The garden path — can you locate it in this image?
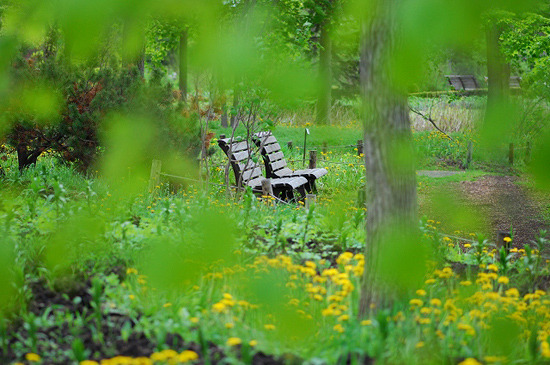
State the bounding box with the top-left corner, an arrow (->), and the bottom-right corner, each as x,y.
420,174 -> 550,246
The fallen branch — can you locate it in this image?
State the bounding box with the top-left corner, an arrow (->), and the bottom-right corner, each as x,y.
409,106 -> 453,141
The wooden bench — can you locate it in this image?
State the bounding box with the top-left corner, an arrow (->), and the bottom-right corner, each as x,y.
445,75 -> 481,91
484,76 -> 522,89
218,137 -> 308,201
252,131 -> 327,193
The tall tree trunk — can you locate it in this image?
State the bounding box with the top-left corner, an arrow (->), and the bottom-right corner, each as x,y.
486,18 -> 510,120
230,84 -> 241,128
179,29 -> 188,102
316,23 -> 332,125
137,45 -> 145,78
359,1 -> 417,316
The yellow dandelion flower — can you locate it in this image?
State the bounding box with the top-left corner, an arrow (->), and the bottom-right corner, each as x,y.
177,350 -> 199,362
458,358 -> 482,365
226,337 -> 242,346
338,314 -> 350,322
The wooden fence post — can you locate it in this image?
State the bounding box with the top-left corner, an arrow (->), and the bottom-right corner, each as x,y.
305,194 -> 316,210
261,179 -> 273,197
309,150 -> 317,169
357,140 -> 363,156
509,143 -> 514,165
466,141 -> 473,169
149,160 -> 162,193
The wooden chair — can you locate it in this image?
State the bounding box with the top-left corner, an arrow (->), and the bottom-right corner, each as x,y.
218,137 -> 308,201
252,131 -> 327,193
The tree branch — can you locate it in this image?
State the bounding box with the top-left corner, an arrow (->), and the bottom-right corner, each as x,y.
408,106 -> 453,140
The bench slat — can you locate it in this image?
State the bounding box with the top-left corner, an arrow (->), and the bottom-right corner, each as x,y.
232,150 -> 252,163
242,167 -> 262,182
267,151 -> 285,162
257,135 -> 278,145
271,160 -> 288,172
264,143 -> 282,154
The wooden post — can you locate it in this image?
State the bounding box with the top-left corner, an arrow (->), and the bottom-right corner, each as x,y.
261,179 -> 273,197
357,140 -> 363,156
466,141 -> 473,169
287,141 -> 293,150
309,150 -> 317,169
305,194 -> 316,210
525,141 -> 531,164
149,160 -> 162,193
221,110 -> 228,128
357,188 -> 366,208
509,143 -> 514,165
303,129 -> 309,167
497,230 -> 511,254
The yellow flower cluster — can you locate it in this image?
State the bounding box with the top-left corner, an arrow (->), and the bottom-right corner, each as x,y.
418,266 -> 550,359
80,349 -> 199,365
211,293 -> 255,313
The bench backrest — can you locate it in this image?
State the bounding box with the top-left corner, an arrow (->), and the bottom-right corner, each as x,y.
253,132 -> 289,177
484,76 -> 522,89
509,76 -> 521,89
218,138 -> 262,187
445,75 -> 480,91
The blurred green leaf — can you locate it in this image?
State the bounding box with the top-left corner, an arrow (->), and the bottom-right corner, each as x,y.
140,208 -> 236,292
377,225 -> 430,293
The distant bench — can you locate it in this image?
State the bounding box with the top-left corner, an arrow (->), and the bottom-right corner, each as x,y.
484,76 -> 522,89
445,75 -> 481,91
445,75 -> 522,91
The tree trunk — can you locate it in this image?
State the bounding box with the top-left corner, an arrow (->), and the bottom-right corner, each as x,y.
16,143 -> 45,171
486,19 -> 510,119
230,84 -> 241,128
316,23 -> 332,125
137,46 -> 145,78
179,29 -> 188,102
359,1 -> 417,316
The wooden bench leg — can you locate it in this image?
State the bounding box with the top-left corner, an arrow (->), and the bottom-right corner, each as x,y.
309,180 -> 317,194
296,186 -> 307,201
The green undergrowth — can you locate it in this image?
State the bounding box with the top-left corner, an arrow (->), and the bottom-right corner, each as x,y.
0,128 -> 549,364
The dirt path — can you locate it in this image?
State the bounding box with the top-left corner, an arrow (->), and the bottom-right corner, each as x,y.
420,175 -> 550,245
